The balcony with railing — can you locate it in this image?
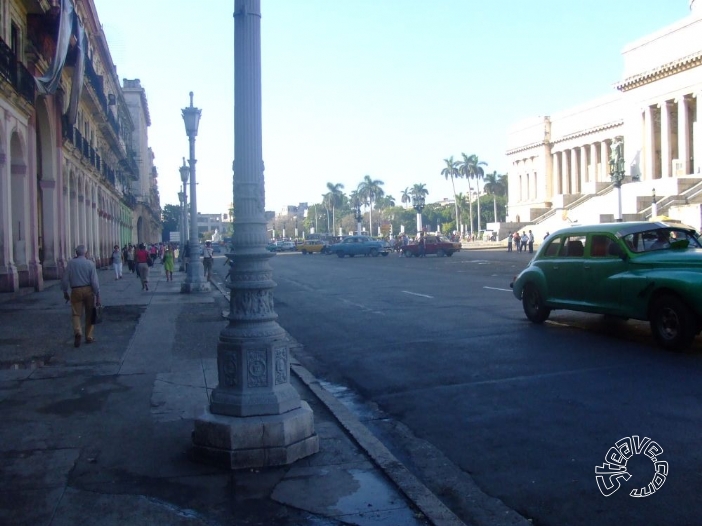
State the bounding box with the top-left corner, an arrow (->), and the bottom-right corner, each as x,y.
0,37 -> 35,104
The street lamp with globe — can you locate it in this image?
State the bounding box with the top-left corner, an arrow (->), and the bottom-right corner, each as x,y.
353,199 -> 363,235
181,92 -> 210,292
412,195 -> 426,233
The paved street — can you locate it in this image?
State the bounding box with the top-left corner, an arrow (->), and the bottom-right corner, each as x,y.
254,247 -> 702,526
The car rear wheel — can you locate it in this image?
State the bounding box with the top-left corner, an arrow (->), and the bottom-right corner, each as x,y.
437,249 -> 446,257
301,249 -> 308,255
522,283 -> 551,323
336,251 -> 345,258
650,294 -> 696,351
446,252 -> 454,257
381,252 -> 389,257
370,248 -> 379,257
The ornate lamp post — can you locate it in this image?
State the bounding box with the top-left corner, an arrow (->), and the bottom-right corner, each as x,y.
412,194 -> 426,233
353,199 -> 363,235
608,136 -> 626,222
191,0 -> 318,469
181,92 -> 210,292
651,188 -> 658,219
178,190 -> 186,271
178,158 -> 189,272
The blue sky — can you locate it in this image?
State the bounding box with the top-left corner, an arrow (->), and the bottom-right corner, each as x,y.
93,0 -> 690,215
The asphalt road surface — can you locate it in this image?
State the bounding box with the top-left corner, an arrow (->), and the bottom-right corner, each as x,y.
214,248 -> 702,526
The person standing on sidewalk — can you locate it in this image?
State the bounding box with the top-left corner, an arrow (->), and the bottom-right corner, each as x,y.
162,246 -> 175,282
202,241 -> 214,281
126,244 -> 135,273
135,243 -> 151,291
528,230 -> 535,254
112,245 -> 123,280
507,231 -> 513,252
61,245 -> 101,348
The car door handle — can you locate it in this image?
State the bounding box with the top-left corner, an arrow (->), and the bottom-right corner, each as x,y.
584,264 -> 591,270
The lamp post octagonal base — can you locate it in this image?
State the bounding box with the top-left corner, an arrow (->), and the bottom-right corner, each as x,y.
191,402 -> 319,469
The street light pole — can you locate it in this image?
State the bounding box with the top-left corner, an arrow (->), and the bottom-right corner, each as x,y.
192,0 -> 318,469
412,195 -> 425,233
354,199 -> 362,236
651,188 -> 658,218
178,158 -> 189,272
181,92 -> 210,292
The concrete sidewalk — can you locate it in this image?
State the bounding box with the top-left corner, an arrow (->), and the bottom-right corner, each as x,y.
0,261 -> 466,526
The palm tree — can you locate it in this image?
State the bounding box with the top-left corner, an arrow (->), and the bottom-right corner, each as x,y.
459,153 -> 488,236
483,171 -> 506,222
401,187 -> 411,209
357,175 -> 384,237
441,156 -> 461,233
376,195 -> 396,209
326,182 -> 345,236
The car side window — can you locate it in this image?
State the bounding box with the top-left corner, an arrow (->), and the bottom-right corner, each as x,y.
544,237 -> 563,257
560,236 -> 586,257
589,235 -> 614,258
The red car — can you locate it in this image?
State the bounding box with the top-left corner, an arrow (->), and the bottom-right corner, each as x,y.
402,235 -> 462,257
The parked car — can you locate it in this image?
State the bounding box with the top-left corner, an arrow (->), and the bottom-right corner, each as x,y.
296,240 -> 328,255
266,241 -> 296,252
328,235 -> 390,258
402,234 -> 461,257
511,221 -> 702,350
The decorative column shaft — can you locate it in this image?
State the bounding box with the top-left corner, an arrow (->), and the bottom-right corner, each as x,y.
678,96 -> 690,175
660,101 -> 672,178
191,0 -> 318,470
589,143 -> 598,183
644,105 -> 656,180
553,152 -> 561,194
570,148 -> 579,193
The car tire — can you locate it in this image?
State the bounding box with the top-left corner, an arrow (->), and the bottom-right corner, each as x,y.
301,249 -> 308,255
437,249 -> 446,257
381,252 -> 389,257
336,252 -> 345,258
370,248 -> 379,257
446,252 -> 454,257
649,294 -> 696,351
522,283 -> 551,323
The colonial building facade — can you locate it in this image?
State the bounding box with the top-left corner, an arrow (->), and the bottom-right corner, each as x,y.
506,1 -> 702,235
0,0 -> 160,293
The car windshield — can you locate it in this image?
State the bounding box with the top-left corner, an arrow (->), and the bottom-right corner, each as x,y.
621,227 -> 701,253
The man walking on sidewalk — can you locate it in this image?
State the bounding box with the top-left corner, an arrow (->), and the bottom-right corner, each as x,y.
61,245 -> 101,348
202,241 -> 214,281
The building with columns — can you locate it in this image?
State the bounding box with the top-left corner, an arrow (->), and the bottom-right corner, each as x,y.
0,0 -> 159,293
506,1 -> 702,235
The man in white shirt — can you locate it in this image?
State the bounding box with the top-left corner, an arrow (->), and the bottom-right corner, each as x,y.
202,241 -> 214,281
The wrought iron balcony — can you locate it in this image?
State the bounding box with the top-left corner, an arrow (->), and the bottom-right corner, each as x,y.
0,37 -> 35,104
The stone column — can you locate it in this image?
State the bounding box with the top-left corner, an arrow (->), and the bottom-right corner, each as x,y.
192,0 -> 318,469
579,146 -> 588,185
561,150 -> 569,193
553,152 -> 561,194
694,92 -> 702,174
644,105 -> 656,180
601,141 -> 610,182
570,148 -> 579,193
678,96 -> 691,175
660,101 -> 672,178
590,143 -> 598,182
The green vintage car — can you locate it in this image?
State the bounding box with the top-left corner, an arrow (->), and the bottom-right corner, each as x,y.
511,221 -> 702,350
